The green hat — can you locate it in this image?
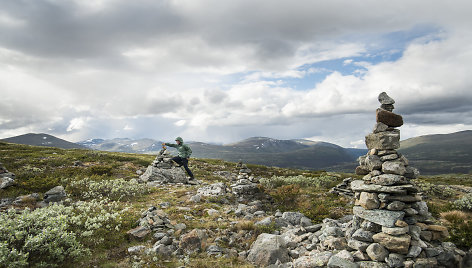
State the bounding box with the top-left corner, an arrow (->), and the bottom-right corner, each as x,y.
175,137 -> 183,143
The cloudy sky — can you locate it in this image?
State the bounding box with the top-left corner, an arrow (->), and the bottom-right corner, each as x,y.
1,0 -> 472,147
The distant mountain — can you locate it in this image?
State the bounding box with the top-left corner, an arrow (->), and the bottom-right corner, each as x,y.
1,133 -> 86,149
398,130 -> 472,174
77,138 -> 162,153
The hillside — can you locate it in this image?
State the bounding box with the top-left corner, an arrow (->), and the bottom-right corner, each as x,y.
398,130 -> 472,174
1,133 -> 86,149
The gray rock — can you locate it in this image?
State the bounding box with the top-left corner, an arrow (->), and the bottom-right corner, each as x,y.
44,186 -> 66,203
366,243 -> 389,261
324,226 -> 344,237
206,245 -> 223,256
386,253 -> 404,267
247,233 -> 290,267
293,252 -> 333,268
160,236 -> 172,246
365,155 -> 383,170
255,216 -> 274,226
407,245 -> 422,258
378,92 -> 395,105
373,122 -> 389,133
335,250 -> 354,262
382,161 -> 406,176
382,226 -> 409,236
412,201 -> 429,216
154,232 -> 166,240
197,182 -> 227,196
127,226 -> 150,240
353,206 -> 405,227
352,229 -> 374,242
231,183 -> 259,196
387,201 -> 406,211
365,131 -> 400,150
139,165 -> 188,184
305,224 -> 323,233
361,220 -> 382,233
327,255 -> 359,268
282,212 -> 311,226
0,176 -> 15,189
358,261 -> 389,268
380,153 -> 398,161
174,223 -> 187,230
348,239 -> 371,252
371,174 -> 407,186
189,194 -> 202,203
404,166 -> 420,179
128,245 -> 146,254
351,180 -> 413,194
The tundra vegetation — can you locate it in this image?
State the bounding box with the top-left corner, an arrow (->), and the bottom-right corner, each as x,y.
0,141 -> 471,267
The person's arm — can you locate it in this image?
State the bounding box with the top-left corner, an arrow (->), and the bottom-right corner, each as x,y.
163,142 -> 177,148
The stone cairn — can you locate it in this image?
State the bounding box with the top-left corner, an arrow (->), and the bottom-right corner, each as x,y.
230,162 -> 260,201
0,162 -> 16,189
138,147 -> 190,185
347,92 -> 462,267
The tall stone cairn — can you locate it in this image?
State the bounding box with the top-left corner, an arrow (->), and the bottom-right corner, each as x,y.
348,92 -> 464,267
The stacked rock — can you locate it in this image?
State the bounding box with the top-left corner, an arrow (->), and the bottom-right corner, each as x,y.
0,162 -> 16,189
139,147 -> 189,185
230,163 -> 260,200
348,92 -> 462,267
330,177 -> 355,198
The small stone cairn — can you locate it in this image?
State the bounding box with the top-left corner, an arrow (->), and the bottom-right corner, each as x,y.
138,147 -> 189,185
347,92 -> 463,267
0,162 -> 16,189
230,162 -> 260,200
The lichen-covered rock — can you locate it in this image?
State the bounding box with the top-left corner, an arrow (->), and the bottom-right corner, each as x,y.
365,131 -> 400,150
247,233 -> 290,267
139,165 -> 188,184
358,192 -> 380,210
197,182 -> 227,196
293,252 -> 332,268
372,233 -> 411,254
366,243 -> 388,261
376,109 -> 403,127
353,206 -> 405,227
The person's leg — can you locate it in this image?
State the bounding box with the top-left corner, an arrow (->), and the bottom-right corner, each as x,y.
182,158 -> 194,179
171,156 -> 183,167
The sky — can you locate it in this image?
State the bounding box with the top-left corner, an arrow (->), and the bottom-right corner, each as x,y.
1,0 -> 472,148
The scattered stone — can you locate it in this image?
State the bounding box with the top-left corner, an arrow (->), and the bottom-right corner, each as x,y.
293,252 -> 332,268
0,176 -> 15,189
128,245 -> 146,254
197,182 -> 227,196
179,229 -> 207,254
247,233 -> 290,267
127,226 -> 151,240
43,186 -> 66,203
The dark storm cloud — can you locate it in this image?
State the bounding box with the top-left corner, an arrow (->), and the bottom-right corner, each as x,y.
0,0 -> 187,58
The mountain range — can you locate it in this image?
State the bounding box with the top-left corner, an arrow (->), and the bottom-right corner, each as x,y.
2,130 -> 471,174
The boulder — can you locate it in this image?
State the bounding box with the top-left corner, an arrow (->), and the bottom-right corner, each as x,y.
376,109 -> 403,127
0,176 -> 15,189
179,229 -> 207,254
365,131 -> 400,150
282,212 -> 312,227
139,165 -> 188,184
247,233 -> 290,266
44,186 -> 66,203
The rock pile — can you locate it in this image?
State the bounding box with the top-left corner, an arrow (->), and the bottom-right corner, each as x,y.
345,92 -> 463,267
330,177 -> 355,198
230,163 -> 260,201
139,147 -> 190,185
0,162 -> 15,189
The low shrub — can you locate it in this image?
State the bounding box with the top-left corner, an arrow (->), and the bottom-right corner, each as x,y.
65,177 -> 149,201
453,193 -> 472,211
0,200 -> 127,267
260,174 -> 338,189
441,210 -> 472,248
416,182 -> 455,199
90,165 -> 113,176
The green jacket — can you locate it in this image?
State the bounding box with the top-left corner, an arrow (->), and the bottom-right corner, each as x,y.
165,140 -> 192,158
